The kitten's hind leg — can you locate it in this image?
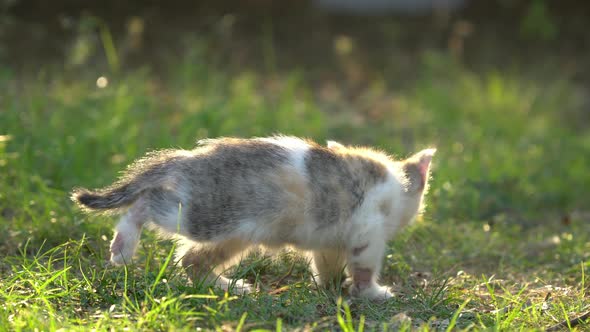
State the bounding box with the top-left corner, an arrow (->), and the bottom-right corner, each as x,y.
179,239 -> 253,295
311,248 -> 347,289
109,201 -> 148,265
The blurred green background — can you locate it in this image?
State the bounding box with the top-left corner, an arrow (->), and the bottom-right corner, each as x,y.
1,0 -> 589,330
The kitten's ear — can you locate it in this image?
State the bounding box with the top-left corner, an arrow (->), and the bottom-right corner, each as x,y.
327,140 -> 344,150
410,148 -> 436,179
403,148 -> 436,192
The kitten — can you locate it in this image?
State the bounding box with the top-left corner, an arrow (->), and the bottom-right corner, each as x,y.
71,136 -> 435,300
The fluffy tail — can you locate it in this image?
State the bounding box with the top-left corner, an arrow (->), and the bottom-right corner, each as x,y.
71,184 -> 140,212
71,149 -> 180,213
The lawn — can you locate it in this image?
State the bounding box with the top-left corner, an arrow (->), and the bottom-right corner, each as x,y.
1,3 -> 590,330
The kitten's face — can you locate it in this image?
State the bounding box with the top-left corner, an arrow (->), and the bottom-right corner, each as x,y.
399,148 -> 436,225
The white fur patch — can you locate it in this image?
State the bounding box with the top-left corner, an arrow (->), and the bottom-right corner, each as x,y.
258,136 -> 310,173
155,203 -> 189,236
110,214 -> 142,265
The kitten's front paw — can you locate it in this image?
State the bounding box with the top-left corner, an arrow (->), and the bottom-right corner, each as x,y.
351,283 -> 394,301
372,285 -> 394,300
230,279 -> 253,295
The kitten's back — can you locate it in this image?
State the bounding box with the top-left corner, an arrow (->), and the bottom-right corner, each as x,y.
180,137 -> 307,240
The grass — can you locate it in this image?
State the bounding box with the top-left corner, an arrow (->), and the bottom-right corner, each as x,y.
1,21 -> 590,330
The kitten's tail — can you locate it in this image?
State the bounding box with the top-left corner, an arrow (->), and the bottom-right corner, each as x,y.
71,149 -> 180,214
71,183 -> 140,213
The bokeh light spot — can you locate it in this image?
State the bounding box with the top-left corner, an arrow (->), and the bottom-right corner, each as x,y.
96,76 -> 109,88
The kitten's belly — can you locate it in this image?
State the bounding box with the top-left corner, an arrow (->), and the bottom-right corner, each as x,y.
236,215 -> 343,250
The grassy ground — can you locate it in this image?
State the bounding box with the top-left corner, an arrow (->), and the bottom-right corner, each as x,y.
2,6 -> 590,330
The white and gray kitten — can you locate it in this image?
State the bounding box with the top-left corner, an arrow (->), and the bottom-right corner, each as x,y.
72,136 -> 435,300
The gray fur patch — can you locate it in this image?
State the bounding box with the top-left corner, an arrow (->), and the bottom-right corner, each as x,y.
305,145 -> 388,226
180,139 -> 291,240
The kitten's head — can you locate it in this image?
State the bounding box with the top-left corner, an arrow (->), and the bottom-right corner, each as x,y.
399,148 -> 436,223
